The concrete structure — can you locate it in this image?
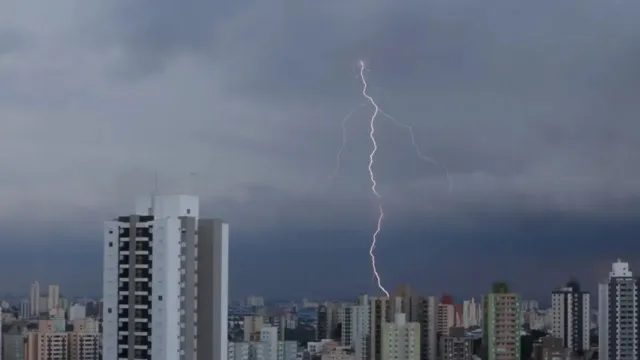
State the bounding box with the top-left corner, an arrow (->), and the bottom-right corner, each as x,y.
103,195 -> 229,360
3,323 -> 25,360
483,282 -> 522,360
437,303 -> 455,335
418,296 -> 438,360
244,315 -> 265,341
551,279 -> 590,353
68,304 -> 86,322
69,320 -> 100,360
370,296 -> 390,360
47,285 -> 60,311
26,320 -> 69,360
462,298 -> 480,328
532,336 -> 571,360
440,327 -> 473,360
20,300 -> 29,320
598,259 -> 639,360
30,282 -> 40,317
381,313 -> 420,360
228,342 -> 250,360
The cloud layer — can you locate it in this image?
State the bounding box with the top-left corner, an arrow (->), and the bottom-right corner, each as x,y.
1,0 -> 639,296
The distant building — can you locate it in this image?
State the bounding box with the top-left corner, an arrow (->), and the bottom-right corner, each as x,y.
532,336 -> 571,360
440,327 -> 473,360
3,323 -> 26,360
317,305 -> 329,340
68,304 -> 86,322
29,282 -> 40,317
551,279 -> 590,352
244,315 -> 265,342
437,303 -> 455,335
381,313 -> 420,360
47,285 -> 60,311
483,282 -> 522,360
20,300 -> 29,320
598,259 -> 639,360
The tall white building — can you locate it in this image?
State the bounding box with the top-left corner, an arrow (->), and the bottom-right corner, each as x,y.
20,300 -> 29,320
462,298 -> 480,328
381,313 -> 420,360
48,284 -> 60,310
437,303 -> 455,335
339,295 -> 370,360
103,195 -> 229,360
551,279 -> 590,353
599,259 -> 639,360
30,281 -> 40,316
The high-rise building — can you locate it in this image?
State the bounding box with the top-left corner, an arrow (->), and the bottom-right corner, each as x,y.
417,296 -> 438,360
598,259 -> 639,360
483,282 -> 522,360
317,305 -> 329,340
440,327 -> 473,360
68,304 -> 87,322
3,323 -> 26,360
370,296 -> 396,360
244,315 -> 265,341
462,298 -> 480,328
437,303 -> 455,335
30,281 -> 40,316
20,300 -> 30,320
532,336 -> 571,360
48,285 -> 60,310
381,313 -> 420,360
339,296 -> 370,360
102,195 -> 229,360
551,279 -> 590,353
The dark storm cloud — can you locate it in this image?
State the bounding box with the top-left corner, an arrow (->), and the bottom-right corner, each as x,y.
0,28 -> 29,56
1,0 -> 640,296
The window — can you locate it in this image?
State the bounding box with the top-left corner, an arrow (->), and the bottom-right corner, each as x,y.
109,242 -> 113,247
108,308 -> 112,313
159,295 -> 163,301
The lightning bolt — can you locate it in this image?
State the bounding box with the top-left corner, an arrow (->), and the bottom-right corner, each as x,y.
359,60 -> 390,298
326,104 -> 365,182
378,109 -> 453,193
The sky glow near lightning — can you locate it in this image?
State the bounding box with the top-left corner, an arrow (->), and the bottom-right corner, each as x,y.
326,60 -> 451,298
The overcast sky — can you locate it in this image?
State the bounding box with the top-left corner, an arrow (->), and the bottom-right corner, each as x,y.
1,0 -> 639,300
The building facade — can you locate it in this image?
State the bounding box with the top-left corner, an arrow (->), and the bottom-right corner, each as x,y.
483,282 -> 522,360
102,195 -> 229,360
551,279 -> 590,353
30,282 -> 40,317
598,259 -> 639,360
440,327 -> 473,360
381,313 -> 420,360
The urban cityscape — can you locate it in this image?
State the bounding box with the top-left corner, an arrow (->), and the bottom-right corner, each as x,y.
1,1 -> 639,360
0,194 -> 635,360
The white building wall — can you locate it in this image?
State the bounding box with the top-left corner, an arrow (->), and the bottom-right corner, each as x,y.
102,221 -> 120,360
69,304 -> 86,322
151,217 -> 181,360
217,222 -> 230,360
598,283 -> 609,360
260,327 -> 279,360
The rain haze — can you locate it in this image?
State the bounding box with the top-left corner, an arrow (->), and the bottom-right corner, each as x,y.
0,0 -> 639,300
